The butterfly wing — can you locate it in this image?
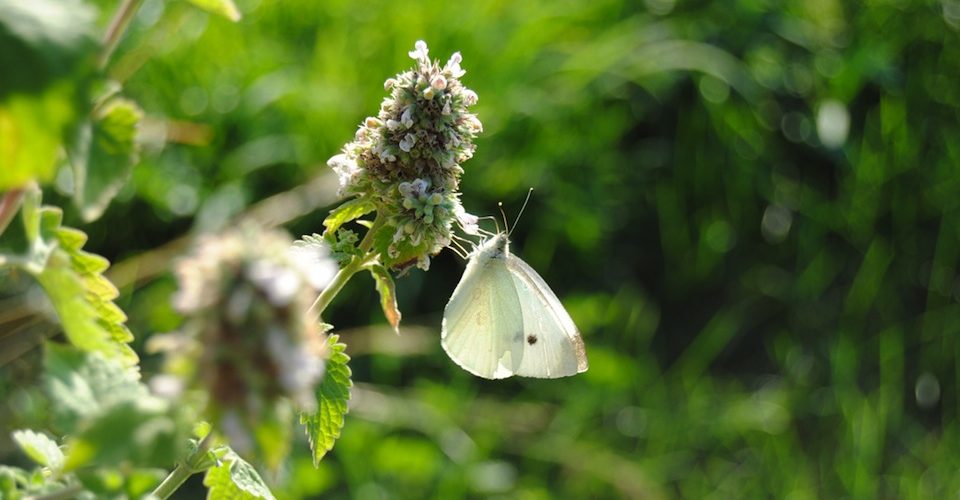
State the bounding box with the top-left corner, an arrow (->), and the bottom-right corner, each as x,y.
506,254 -> 588,378
441,247 -> 525,379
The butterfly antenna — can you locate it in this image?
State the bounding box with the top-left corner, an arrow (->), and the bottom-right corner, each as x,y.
498,202 -> 509,235
510,188 -> 534,236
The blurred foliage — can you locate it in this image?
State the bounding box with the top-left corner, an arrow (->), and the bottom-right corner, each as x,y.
3,0 -> 960,497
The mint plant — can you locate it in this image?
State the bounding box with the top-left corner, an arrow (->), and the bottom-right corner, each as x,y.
0,0 -> 481,495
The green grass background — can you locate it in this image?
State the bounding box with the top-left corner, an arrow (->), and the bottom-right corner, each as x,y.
9,0 -> 960,497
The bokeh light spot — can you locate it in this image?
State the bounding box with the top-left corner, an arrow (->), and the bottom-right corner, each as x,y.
915,372 -> 941,409
816,99 -> 850,149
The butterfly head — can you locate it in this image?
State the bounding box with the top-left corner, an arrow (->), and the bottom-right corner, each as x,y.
472,232 -> 510,261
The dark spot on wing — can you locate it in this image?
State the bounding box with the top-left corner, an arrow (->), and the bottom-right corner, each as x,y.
526,335 -> 538,345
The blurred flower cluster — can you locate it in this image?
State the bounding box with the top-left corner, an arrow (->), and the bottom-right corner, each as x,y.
327,40 -> 482,269
150,225 -> 336,461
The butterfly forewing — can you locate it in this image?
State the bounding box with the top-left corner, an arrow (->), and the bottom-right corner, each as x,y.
441,239 -> 524,379
506,254 -> 588,377
441,233 -> 587,379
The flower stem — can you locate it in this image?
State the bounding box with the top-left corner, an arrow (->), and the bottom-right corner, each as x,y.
0,189 -> 24,238
358,215 -> 383,253
99,0 -> 145,69
151,432 -> 215,499
308,253 -> 368,317
308,215 -> 383,317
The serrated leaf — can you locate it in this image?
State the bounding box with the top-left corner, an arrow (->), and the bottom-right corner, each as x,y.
184,0 -> 242,22
300,335 -> 351,466
11,430 -> 64,472
31,189 -> 136,363
34,248 -> 137,364
54,226 -> 86,250
67,97 -> 143,221
1,185 -> 135,363
367,264 -> 401,334
323,197 -> 376,235
203,449 -> 275,500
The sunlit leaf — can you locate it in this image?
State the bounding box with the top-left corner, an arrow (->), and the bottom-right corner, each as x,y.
367,264 -> 401,334
11,430 -> 64,472
0,186 -> 136,364
300,335 -> 351,466
0,0 -> 97,189
31,193 -> 132,361
184,0 -> 242,22
204,448 -> 275,500
323,197 -> 376,235
0,86 -> 79,189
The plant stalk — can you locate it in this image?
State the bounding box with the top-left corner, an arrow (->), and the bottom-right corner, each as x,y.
99,0 -> 145,69
308,215 -> 383,317
0,189 -> 25,238
308,254 -> 367,317
150,432 -> 215,499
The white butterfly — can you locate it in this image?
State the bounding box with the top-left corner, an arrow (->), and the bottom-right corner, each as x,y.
441,232 -> 588,379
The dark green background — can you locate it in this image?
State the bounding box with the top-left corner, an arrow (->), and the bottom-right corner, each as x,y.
15,0 -> 960,497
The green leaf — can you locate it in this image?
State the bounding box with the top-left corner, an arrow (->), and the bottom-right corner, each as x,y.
67,96 -> 144,222
125,468 -> 167,498
65,400 -> 184,470
184,0 -> 242,22
300,335 -> 352,466
44,343 -> 146,432
34,246 -> 137,365
0,0 -> 98,93
74,466 -> 167,497
0,186 -> 136,364
204,449 -> 275,500
43,344 -> 188,469
0,86 -> 79,189
323,197 -> 376,235
11,430 -> 64,472
0,465 -> 29,498
0,187 -> 54,269
367,264 -> 401,334
74,467 -> 124,495
0,0 -> 98,189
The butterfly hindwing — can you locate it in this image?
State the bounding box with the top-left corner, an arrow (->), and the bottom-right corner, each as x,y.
507,254 -> 588,378
441,233 -> 587,379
